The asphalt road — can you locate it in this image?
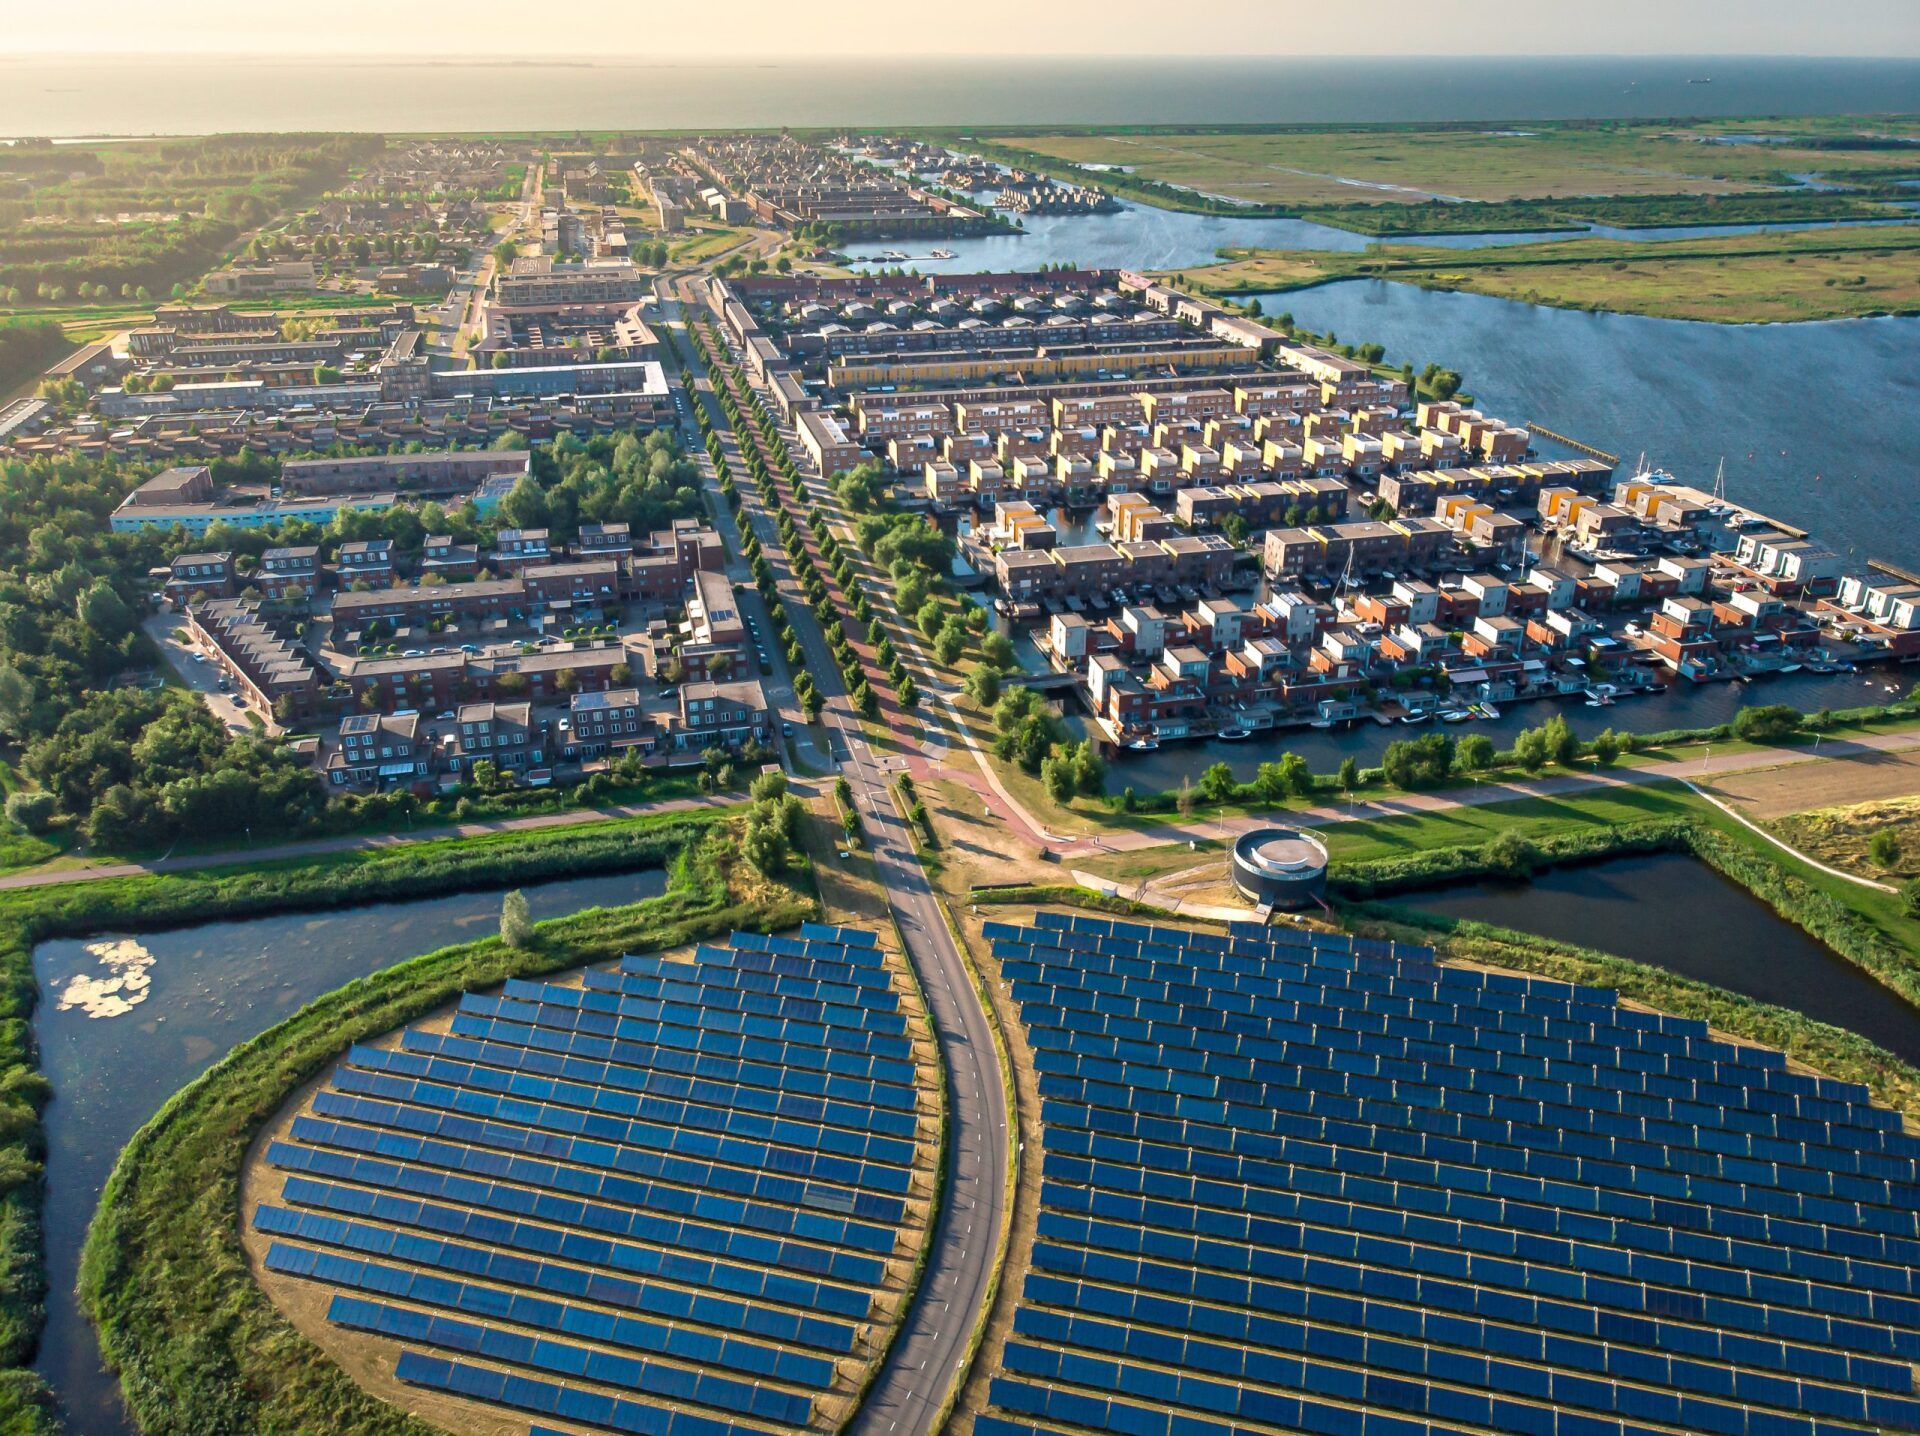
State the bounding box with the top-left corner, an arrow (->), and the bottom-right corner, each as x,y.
676,300 -> 1011,1434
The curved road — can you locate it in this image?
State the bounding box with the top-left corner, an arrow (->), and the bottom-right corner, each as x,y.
670,292 -> 1011,1434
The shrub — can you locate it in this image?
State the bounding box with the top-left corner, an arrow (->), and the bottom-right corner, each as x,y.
3,792 -> 54,835
1732,704 -> 1802,744
499,890 -> 533,948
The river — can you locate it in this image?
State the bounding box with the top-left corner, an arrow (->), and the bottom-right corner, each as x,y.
1385,851 -> 1920,1067
31,865 -> 670,1436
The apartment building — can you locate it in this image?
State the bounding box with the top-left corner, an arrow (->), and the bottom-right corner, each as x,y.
445,701 -> 541,774
667,679 -> 769,753
326,712 -> 426,789
256,546 -> 321,601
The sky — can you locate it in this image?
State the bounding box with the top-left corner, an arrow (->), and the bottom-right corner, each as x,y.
7,0 -> 1918,58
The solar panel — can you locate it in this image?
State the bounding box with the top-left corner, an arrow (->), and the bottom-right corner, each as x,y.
981,917 -> 1920,1436
263,928 -> 921,1435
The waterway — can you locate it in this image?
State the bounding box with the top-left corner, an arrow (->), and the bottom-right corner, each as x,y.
1068,666 -> 1906,791
1242,283 -> 1920,572
1385,851 -> 1920,1067
846,197 -> 1920,277
32,865 -> 670,1436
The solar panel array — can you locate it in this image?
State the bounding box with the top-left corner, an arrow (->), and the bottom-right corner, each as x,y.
977,911 -> 1920,1436
249,923 -> 931,1436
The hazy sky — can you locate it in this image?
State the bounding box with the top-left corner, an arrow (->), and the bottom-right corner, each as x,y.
9,0 -> 1919,58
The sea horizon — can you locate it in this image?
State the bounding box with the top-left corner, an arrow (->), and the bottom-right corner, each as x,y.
2,53 -> 1915,137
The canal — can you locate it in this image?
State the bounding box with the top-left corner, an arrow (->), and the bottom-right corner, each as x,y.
32,866 -> 671,1436
1383,850 -> 1920,1067
1072,665 -> 1906,790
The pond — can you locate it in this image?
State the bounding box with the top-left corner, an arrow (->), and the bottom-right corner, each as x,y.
32,865 -> 671,1436
1384,851 -> 1920,1067
1241,281 -> 1920,572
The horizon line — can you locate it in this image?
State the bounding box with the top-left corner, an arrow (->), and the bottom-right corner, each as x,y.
2,50 -> 1915,63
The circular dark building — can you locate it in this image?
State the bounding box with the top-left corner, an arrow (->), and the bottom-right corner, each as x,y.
1231,826 -> 1329,909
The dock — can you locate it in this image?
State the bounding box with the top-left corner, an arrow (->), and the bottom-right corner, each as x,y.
1528,422 -> 1619,465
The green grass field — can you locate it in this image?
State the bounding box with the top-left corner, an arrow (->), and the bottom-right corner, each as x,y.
1001,121 -> 1920,209
1183,224 -> 1920,323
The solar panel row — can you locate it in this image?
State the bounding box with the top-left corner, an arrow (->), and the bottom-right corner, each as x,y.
256,928 -> 917,1436
979,914 -> 1920,1436
270,1120 -> 895,1268
393,1027 -> 920,1141
259,1186 -> 868,1334
266,1240 -> 836,1386
443,1008 -> 918,1112
1038,1180 -> 1907,1392
459,991 -> 919,1090
328,1058 -> 918,1185
396,1350 -> 762,1436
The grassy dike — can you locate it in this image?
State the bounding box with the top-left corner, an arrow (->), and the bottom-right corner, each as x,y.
0,808 -> 740,1434
77,815 -> 814,1436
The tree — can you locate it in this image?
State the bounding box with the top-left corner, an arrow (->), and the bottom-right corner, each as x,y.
1512,727 -> 1550,773
500,890 -> 534,948
916,597 -> 946,641
1486,829 -> 1541,877
1456,733 -> 1496,772
934,615 -> 968,666
1068,741 -> 1105,796
1869,829 -> 1901,869
1199,761 -> 1238,805
897,674 -> 920,707
1042,750 -> 1075,802
963,663 -> 1002,707
749,770 -> 788,803
1903,878 -> 1920,919
978,631 -> 1015,670
1589,729 -> 1621,766
1337,756 -> 1360,794
498,474 -> 550,530
1381,733 -> 1455,789
4,790 -> 55,834
1731,704 -> 1802,744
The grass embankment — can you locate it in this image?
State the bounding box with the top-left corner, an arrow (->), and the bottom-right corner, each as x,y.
78,817 -> 810,1436
1177,224 -> 1920,323
0,807 -> 735,1433
1771,796 -> 1920,882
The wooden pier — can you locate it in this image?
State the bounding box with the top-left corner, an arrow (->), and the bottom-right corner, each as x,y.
1528,422 -> 1619,465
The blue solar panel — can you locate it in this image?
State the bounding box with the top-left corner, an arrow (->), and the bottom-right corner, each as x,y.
980,917 -> 1920,1436
265,928 -> 921,1436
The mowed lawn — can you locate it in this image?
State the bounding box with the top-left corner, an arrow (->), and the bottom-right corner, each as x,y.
1012,126 -> 1920,206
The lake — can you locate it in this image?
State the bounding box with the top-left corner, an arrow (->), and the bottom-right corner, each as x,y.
1385,851 -> 1920,1067
847,199 -> 1920,277
1246,282 -> 1920,572
7,56 -> 1918,137
32,865 -> 670,1436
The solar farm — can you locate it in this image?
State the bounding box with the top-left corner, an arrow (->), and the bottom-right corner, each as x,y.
975,911 -> 1920,1436
243,923 -> 939,1436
